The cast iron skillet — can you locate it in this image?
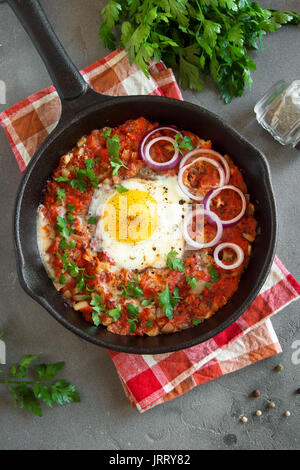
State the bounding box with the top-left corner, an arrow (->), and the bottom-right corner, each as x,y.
7,0 -> 277,354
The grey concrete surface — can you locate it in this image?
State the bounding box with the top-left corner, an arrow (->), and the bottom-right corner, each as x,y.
0,0 -> 299,450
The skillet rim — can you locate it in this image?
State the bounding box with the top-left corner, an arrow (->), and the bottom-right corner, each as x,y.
13,95 -> 278,354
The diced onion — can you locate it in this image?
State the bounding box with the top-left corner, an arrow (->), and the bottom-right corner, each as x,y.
178,157 -> 225,201
179,148 -> 231,184
183,207 -> 223,249
214,243 -> 244,270
203,185 -> 247,226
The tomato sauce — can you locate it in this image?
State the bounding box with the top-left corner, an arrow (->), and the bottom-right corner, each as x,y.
37,117 -> 257,336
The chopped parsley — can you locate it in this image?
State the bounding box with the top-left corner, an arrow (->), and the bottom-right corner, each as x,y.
174,133 -> 195,156
126,303 -> 139,333
66,212 -> 76,225
166,249 -> 184,272
59,239 -> 68,251
204,282 -> 212,290
54,176 -> 69,183
106,134 -> 128,175
209,265 -> 219,283
107,305 -> 122,321
158,282 -> 182,320
90,294 -> 106,320
70,167 -> 99,191
110,156 -> 128,175
107,134 -> 120,157
193,319 -> 203,326
56,188 -> 66,204
55,216 -> 70,239
67,204 -> 75,212
101,128 -> 111,138
146,320 -> 153,328
59,274 -> 66,285
116,184 -> 129,193
120,278 -> 143,299
186,276 -> 198,289
85,158 -> 95,169
88,216 -> 97,225
141,297 -> 154,307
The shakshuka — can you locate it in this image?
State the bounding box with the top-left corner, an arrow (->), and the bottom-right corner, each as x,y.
37,117 -> 257,336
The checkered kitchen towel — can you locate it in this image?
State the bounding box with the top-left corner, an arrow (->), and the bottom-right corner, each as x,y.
1,48 -> 300,412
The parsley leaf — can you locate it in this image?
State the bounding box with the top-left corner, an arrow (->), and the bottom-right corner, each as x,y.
209,265 -> 219,282
107,134 -> 120,157
166,249 -> 184,272
0,350 -> 80,417
110,157 -> 128,175
158,281 -> 182,320
126,303 -> 139,332
88,216 -> 97,225
120,278 -> 143,298
107,305 -> 122,321
116,185 -> 129,193
55,216 -> 70,239
186,276 -> 198,289
174,133 -> 195,155
54,176 -> 69,183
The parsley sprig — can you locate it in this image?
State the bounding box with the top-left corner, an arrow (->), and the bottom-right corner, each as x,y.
174,133 -> 194,156
0,346 -> 80,417
99,1 -> 300,103
119,277 -> 143,299
126,303 -> 139,332
158,282 -> 182,320
166,249 -> 184,272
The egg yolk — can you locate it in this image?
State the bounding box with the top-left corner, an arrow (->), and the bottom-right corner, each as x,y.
102,189 -> 159,243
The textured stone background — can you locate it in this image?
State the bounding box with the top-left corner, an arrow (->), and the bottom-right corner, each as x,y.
0,0 -> 299,450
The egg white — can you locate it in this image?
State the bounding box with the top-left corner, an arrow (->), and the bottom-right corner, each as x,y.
89,176 -> 190,270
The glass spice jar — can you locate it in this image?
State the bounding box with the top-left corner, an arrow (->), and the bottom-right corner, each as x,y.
254,80 -> 300,149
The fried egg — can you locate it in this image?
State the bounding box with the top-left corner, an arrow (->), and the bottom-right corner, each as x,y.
89,177 -> 190,270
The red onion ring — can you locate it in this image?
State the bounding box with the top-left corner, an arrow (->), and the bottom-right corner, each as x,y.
139,126 -> 182,163
203,185 -> 247,227
178,157 -> 225,201
143,136 -> 180,170
183,207 -> 223,249
179,148 -> 231,184
214,243 -> 244,270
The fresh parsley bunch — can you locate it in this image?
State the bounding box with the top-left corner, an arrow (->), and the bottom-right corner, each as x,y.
0,345 -> 80,417
99,0 -> 300,102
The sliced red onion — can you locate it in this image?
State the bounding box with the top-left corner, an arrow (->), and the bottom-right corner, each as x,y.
183,207 -> 223,249
214,243 -> 244,270
139,126 -> 182,162
180,148 -> 231,184
178,157 -> 225,201
143,136 -> 180,170
203,185 -> 247,227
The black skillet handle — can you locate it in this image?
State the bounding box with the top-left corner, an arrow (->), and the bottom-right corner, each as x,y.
6,0 -> 109,111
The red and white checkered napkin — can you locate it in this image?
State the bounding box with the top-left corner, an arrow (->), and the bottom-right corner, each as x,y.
1,48 -> 299,412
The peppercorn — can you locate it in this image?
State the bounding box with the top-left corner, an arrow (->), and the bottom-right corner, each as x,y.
268,402 -> 276,409
252,389 -> 261,398
284,411 -> 291,417
255,410 -> 262,417
275,364 -> 284,372
296,388 -> 300,395
241,416 -> 248,423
